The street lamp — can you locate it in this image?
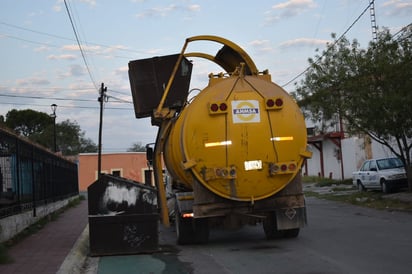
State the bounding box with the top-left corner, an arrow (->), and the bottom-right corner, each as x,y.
50,104 -> 57,152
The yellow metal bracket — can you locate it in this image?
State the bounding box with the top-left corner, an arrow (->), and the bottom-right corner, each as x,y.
154,35 -> 259,120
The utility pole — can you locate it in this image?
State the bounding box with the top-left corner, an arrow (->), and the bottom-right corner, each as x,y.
50,104 -> 58,152
369,0 -> 378,42
98,83 -> 107,179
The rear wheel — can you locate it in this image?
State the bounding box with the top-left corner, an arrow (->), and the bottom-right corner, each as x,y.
284,228 -> 300,238
194,218 -> 209,244
175,203 -> 195,245
263,213 -> 285,239
175,214 -> 195,245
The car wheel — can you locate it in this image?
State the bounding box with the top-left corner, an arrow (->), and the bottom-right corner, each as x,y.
381,179 -> 391,194
357,181 -> 365,192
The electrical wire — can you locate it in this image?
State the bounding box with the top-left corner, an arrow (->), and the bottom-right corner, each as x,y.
0,93 -> 96,102
107,95 -> 133,104
0,101 -> 132,110
0,21 -> 146,55
281,0 -> 374,88
63,0 -> 97,90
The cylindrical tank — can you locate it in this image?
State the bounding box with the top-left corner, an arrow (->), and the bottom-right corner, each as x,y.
164,70 -> 310,202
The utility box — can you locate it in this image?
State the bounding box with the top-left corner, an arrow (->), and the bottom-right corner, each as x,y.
87,174 -> 159,256
128,54 -> 193,118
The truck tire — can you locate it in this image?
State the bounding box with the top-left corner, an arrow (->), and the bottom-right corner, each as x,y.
194,218 -> 209,244
175,203 -> 195,245
263,213 -> 284,239
175,214 -> 195,245
284,228 -> 300,238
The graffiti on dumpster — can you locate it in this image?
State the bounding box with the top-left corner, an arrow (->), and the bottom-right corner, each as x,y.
123,224 -> 150,248
99,181 -> 157,215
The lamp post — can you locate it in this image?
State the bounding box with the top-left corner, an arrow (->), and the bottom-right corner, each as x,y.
50,104 -> 57,152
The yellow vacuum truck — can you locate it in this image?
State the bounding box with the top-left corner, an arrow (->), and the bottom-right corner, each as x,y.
128,35 -> 312,244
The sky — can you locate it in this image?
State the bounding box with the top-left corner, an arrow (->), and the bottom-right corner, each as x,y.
0,0 -> 411,152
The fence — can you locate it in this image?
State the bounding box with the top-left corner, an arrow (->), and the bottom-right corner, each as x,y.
0,127 -> 79,218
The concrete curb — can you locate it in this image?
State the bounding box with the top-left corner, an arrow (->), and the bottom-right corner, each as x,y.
57,224 -> 96,274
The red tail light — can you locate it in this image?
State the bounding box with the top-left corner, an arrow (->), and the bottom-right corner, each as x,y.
275,98 -> 283,107
219,103 -> 228,111
210,103 -> 219,112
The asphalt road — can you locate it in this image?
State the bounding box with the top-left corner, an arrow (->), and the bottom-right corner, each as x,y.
96,197 -> 412,274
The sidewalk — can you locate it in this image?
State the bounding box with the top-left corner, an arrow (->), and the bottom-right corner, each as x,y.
0,199 -> 88,274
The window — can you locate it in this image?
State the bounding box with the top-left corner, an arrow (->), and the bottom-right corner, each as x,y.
95,170 -> 108,180
111,168 -> 123,177
360,161 -> 370,171
369,160 -> 377,171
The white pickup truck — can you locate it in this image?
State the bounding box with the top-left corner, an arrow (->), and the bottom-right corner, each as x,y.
352,157 -> 408,193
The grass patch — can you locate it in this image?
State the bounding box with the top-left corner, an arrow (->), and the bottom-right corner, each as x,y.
0,196 -> 83,265
305,190 -> 412,212
302,176 -> 352,187
0,244 -> 13,264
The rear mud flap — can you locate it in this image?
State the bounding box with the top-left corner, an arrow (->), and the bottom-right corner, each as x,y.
276,207 -> 307,230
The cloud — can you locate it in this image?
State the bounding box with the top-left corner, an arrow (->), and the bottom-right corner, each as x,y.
61,44 -> 131,58
48,54 -> 77,60
53,0 -> 63,12
381,0 -> 412,16
62,44 -> 101,52
59,64 -> 86,78
102,45 -> 129,55
53,0 -> 95,12
279,38 -> 329,49
114,66 -> 128,75
34,46 -> 52,52
249,40 -> 273,53
16,77 -> 51,87
69,64 -> 87,77
264,0 -> 316,25
136,3 -> 200,18
188,4 -> 201,12
79,0 -> 96,6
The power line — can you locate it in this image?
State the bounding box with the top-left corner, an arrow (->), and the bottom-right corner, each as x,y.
107,95 -> 133,104
0,101 -> 133,110
0,93 -> 96,102
281,1 -> 374,88
108,89 -> 131,96
63,0 -> 97,90
0,32 -> 137,59
0,21 -> 147,55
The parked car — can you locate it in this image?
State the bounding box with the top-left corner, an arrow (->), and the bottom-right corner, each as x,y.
352,157 -> 408,193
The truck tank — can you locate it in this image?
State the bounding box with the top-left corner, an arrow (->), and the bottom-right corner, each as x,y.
164,68 -> 309,202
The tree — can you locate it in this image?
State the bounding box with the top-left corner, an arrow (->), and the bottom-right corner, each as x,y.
5,109 -> 53,137
295,28 -> 412,191
127,142 -> 146,152
54,120 -> 97,155
3,109 -> 97,155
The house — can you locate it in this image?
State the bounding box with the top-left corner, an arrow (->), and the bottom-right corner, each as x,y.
78,152 -> 153,192
305,127 -> 402,180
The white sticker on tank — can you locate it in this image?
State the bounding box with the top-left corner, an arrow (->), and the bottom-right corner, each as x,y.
232,100 -> 260,123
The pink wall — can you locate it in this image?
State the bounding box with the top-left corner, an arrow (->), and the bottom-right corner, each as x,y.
78,152 -> 149,191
